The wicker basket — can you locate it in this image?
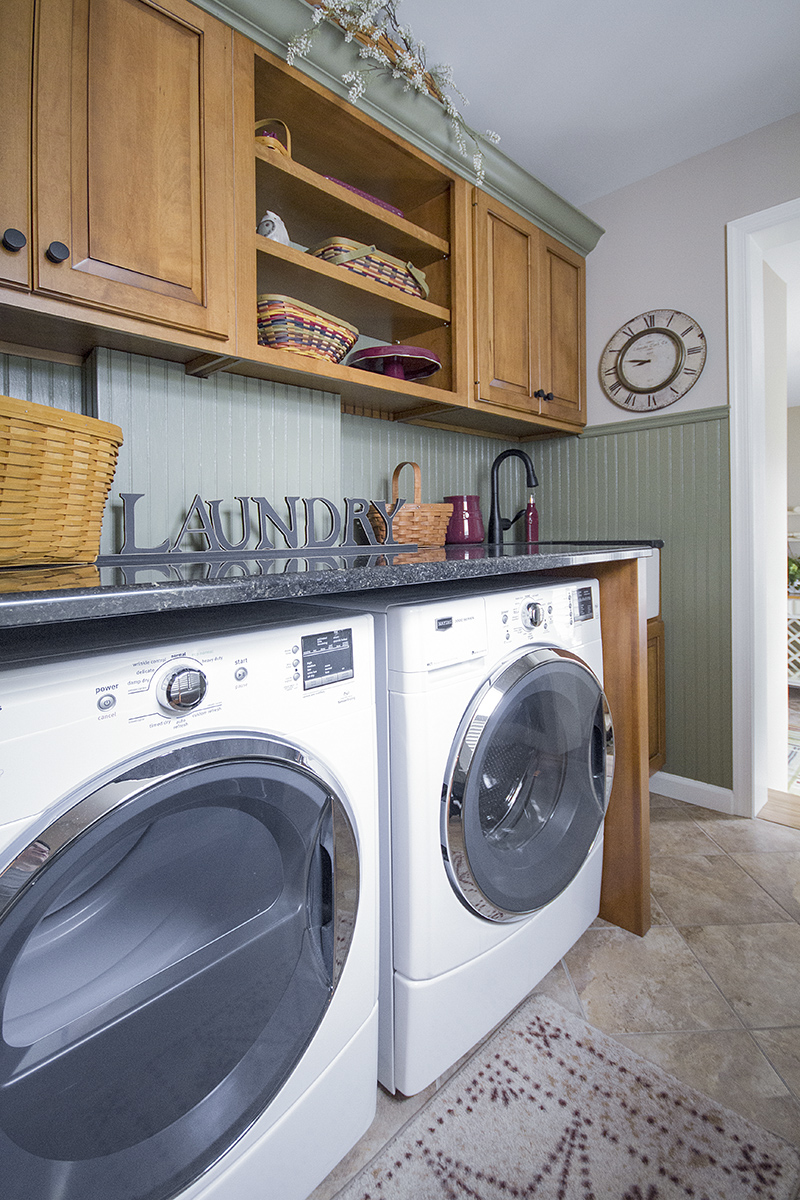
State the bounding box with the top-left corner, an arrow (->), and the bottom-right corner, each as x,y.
257,295 -> 358,363
368,462 -> 453,547
0,394 -> 123,566
254,118 -> 291,157
306,238 -> 428,300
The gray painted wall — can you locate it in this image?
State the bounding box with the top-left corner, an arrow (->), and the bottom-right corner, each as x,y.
2,349 -> 731,789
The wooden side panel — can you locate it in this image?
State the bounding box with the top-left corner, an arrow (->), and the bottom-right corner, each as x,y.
474,190 -> 539,411
0,0 -> 34,289
538,231 -> 585,426
34,0 -> 233,338
543,558 -> 651,934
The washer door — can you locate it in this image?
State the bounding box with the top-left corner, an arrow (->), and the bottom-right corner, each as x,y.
0,735 -> 359,1200
442,647 -> 614,922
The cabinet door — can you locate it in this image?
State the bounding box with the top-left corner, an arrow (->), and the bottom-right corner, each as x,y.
34,0 -> 232,338
537,232 -> 586,425
473,190 -> 540,413
647,615 -> 667,774
0,0 -> 34,290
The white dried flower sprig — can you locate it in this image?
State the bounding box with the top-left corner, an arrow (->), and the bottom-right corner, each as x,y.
286,0 -> 499,184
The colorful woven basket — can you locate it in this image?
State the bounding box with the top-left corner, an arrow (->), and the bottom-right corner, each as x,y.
257,295 -> 358,363
368,461 -> 453,548
306,238 -> 429,300
0,394 -> 123,566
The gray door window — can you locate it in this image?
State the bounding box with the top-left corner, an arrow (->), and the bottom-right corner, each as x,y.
442,649 -> 614,921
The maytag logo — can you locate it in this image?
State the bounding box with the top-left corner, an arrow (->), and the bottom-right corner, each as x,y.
436,617 -> 453,631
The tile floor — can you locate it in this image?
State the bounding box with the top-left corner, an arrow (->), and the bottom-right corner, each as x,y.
310,792 -> 800,1199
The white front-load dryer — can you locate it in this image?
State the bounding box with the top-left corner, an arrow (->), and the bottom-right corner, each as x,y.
0,604 -> 378,1200
307,578 -> 613,1096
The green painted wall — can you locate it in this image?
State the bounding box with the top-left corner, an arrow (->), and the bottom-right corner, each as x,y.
1,351 -> 732,789
528,407 -> 732,790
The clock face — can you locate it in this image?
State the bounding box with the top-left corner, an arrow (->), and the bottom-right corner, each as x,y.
600,309 -> 706,411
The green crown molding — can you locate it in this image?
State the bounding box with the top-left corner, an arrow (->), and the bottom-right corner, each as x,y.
198,0 -> 604,256
581,405 -> 730,439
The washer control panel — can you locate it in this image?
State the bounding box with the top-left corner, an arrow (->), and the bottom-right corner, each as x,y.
486,580 -> 600,649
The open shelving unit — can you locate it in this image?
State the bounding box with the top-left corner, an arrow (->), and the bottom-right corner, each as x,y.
233,34 -> 471,418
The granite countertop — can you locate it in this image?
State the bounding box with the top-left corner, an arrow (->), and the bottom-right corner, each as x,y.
0,541 -> 659,630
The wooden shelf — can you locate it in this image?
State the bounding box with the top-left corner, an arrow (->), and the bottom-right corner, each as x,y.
255,237 -> 450,344
255,148 -> 449,267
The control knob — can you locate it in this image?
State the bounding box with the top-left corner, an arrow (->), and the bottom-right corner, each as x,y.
156,661 -> 208,713
521,600 -> 546,630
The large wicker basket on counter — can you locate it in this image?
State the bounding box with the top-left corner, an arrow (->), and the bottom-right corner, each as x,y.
368,461 -> 452,547
0,395 -> 123,566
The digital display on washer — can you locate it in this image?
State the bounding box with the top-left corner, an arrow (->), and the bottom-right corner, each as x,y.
574,586 -> 594,621
302,628 -> 354,689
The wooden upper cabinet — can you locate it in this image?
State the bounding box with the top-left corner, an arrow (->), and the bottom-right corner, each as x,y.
473,190 -> 586,429
33,0 -> 233,338
474,190 -> 540,412
537,232 -> 586,425
0,0 -> 34,290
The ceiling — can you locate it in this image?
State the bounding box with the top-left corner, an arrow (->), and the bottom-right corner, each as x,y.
399,0 -> 800,208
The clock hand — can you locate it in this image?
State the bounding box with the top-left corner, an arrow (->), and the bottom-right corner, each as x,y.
629,359 -> 651,365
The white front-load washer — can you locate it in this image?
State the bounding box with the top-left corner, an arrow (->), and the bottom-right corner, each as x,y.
308,578 -> 613,1096
0,603 -> 378,1200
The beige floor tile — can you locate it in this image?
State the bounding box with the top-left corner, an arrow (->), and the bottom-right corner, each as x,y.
530,959 -> 584,1015
682,923 -> 800,1028
650,894 -> 671,925
649,791 -> 678,809
733,852 -> 800,922
307,1083 -> 435,1200
649,807 -> 725,856
694,815 -> 800,854
753,1028 -> 800,1101
650,854 -> 790,926
563,924 -> 741,1034
614,1029 -> 800,1145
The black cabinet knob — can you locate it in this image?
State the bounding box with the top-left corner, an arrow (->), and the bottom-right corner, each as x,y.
545,391 -> 554,402
45,241 -> 70,264
2,228 -> 26,253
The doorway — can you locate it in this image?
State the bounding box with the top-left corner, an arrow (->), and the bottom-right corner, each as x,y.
728,196 -> 800,819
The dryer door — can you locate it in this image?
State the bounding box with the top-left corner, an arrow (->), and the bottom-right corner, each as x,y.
442,647 -> 614,922
0,736 -> 359,1200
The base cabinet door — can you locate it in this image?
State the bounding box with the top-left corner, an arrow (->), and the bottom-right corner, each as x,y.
33,0 -> 233,339
0,0 -> 34,290
647,615 -> 667,774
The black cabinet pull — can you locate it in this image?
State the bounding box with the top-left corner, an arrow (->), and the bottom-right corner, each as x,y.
45,241 -> 70,264
2,229 -> 26,253
534,389 -> 555,403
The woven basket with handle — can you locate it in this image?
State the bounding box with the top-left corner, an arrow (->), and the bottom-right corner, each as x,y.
0,394 -> 123,566
368,461 -> 452,547
254,118 -> 291,157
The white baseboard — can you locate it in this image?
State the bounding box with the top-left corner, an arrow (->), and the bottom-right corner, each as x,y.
649,771 -> 737,815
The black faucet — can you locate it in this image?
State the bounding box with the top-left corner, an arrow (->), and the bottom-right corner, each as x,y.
487,449 -> 539,545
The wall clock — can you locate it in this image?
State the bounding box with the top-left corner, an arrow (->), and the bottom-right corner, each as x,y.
599,309 -> 706,411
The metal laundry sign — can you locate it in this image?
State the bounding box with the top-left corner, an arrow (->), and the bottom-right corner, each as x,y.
111,491 -> 414,559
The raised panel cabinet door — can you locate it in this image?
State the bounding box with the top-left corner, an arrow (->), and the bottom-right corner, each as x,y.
537,232 -> 586,426
0,0 -> 34,289
34,0 -> 232,338
474,190 -> 540,412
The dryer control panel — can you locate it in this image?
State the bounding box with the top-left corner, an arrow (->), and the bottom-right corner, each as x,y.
485,579 -> 602,656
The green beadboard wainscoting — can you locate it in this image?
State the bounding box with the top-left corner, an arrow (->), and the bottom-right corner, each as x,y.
529,408 -> 733,791
1,349 -> 732,791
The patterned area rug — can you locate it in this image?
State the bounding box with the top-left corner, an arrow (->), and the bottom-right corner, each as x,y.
338,997 -> 800,1200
